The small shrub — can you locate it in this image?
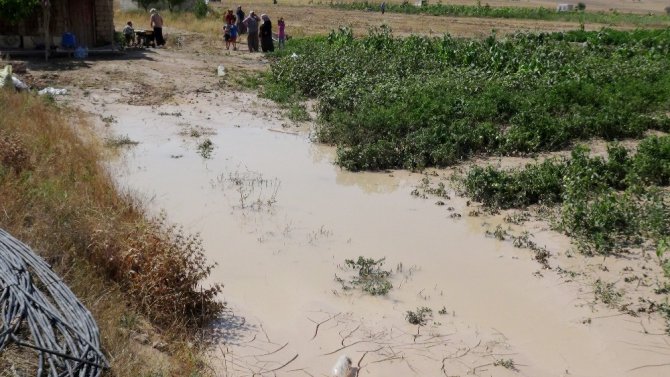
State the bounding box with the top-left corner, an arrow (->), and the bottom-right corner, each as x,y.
494,359 -> 517,371
593,279 -> 622,308
577,2 -> 586,11
197,138 -> 214,159
193,0 -> 208,19
405,307 -> 432,325
337,256 -> 393,295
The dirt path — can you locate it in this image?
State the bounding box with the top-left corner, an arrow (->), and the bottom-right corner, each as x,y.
20,27 -> 670,377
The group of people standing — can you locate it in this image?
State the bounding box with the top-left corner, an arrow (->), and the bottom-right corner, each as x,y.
224,6 -> 286,53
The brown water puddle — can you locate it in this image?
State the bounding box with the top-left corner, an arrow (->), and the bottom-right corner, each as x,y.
79,89 -> 670,377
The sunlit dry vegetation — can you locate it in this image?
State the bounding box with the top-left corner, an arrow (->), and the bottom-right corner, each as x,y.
0,91 -> 222,375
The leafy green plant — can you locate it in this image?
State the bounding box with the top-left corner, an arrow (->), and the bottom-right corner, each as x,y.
270,29 -> 670,171
593,279 -> 622,308
337,256 -> 393,295
503,211 -> 531,224
0,0 -> 39,23
405,307 -> 432,325
494,358 -> 517,371
458,139 -> 670,255
486,225 -> 508,241
197,138 -> 214,159
193,0 -> 208,19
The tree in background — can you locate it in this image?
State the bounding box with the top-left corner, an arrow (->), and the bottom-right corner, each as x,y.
193,0 -> 208,18
0,0 -> 40,23
133,0 -> 156,11
577,2 -> 586,11
166,0 -> 186,11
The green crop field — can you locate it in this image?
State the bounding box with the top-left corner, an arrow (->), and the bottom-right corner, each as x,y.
268,28 -> 670,171
265,27 -> 670,263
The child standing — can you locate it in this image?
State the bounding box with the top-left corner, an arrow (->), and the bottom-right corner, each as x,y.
123,21 -> 135,47
223,23 -> 232,50
277,17 -> 286,49
229,17 -> 239,51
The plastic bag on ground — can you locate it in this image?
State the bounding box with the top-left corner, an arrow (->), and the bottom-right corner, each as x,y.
0,65 -> 12,88
11,76 -> 28,91
74,47 -> 88,59
38,87 -> 68,96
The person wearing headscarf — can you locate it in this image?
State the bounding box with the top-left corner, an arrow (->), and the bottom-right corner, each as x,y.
259,14 -> 274,53
243,11 -> 260,52
277,17 -> 286,49
236,6 -> 247,34
150,8 -> 165,47
225,9 -> 235,25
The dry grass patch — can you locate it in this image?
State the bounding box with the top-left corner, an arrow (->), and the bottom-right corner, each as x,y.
116,4 -> 605,41
0,90 -> 222,376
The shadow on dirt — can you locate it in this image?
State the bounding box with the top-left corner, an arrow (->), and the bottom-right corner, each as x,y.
14,49 -> 159,72
207,308 -> 257,345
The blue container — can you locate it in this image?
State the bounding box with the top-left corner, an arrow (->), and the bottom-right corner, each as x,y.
62,32 -> 76,49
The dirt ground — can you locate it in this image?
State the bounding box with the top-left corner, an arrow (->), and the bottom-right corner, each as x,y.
201,0 -> 670,14
118,2 -> 648,44
334,0 -> 670,13
11,7 -> 670,377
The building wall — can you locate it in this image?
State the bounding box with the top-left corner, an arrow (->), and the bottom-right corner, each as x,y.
95,0 -> 115,44
0,0 -> 115,48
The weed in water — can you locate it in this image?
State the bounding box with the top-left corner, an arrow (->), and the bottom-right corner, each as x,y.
197,139 -> 214,159
593,279 -> 623,308
504,211 -> 531,225
494,358 -> 518,371
158,111 -> 183,117
101,115 -> 117,124
214,170 -> 281,211
105,135 -> 139,148
337,256 -> 393,295
486,225 -> 508,241
405,307 -> 432,326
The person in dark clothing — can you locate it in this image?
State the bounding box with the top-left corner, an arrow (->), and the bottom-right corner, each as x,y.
259,14 -> 274,53
236,6 -> 247,34
243,11 -> 260,52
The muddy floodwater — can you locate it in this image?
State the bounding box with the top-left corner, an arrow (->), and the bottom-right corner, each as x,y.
82,89 -> 670,377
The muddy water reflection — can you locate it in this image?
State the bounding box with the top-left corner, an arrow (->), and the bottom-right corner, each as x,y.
106,100 -> 669,377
